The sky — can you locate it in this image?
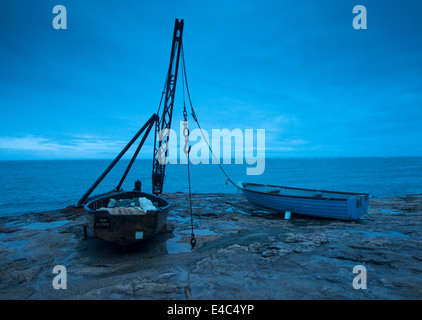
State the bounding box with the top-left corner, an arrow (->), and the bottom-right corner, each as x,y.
0,0 -> 421,160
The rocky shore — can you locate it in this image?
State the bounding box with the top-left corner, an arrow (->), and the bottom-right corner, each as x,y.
0,193 -> 421,300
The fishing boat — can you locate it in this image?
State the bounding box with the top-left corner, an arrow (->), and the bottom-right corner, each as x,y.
84,191 -> 171,246
77,19 -> 187,249
238,182 -> 369,221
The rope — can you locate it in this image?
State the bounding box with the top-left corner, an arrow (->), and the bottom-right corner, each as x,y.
187,146 -> 196,249
179,44 -> 372,223
183,115 -> 196,249
360,201 -> 373,220
179,44 -> 373,224
181,54 -> 196,250
180,44 -> 240,191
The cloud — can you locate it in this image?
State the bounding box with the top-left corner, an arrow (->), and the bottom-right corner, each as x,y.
0,135 -> 149,159
0,136 -> 61,151
1,1 -> 421,159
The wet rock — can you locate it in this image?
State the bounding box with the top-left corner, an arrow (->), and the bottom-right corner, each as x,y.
1,193 -> 422,299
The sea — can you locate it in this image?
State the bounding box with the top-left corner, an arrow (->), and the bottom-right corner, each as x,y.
0,157 -> 422,217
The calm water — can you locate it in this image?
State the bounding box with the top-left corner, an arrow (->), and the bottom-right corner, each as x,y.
0,157 -> 421,217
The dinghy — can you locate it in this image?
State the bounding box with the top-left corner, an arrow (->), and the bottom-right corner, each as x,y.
239,182 -> 369,221
84,191 -> 171,246
77,20 -> 186,249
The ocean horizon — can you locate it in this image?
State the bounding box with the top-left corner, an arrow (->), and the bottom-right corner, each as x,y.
1,156 -> 421,217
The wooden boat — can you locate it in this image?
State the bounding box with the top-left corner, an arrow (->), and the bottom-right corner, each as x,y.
238,182 -> 369,221
84,191 -> 171,247
78,21 -> 189,250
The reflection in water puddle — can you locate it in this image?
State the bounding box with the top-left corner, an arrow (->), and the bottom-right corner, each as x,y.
166,211 -> 222,254
21,220 -> 71,230
381,209 -> 403,215
166,214 -> 195,254
5,220 -> 71,230
168,215 -> 191,224
166,232 -> 192,254
165,228 -> 219,254
5,220 -> 26,227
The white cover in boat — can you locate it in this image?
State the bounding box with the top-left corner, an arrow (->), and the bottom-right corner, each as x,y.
99,197 -> 158,215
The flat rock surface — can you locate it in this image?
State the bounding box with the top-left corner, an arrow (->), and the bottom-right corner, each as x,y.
0,193 -> 421,300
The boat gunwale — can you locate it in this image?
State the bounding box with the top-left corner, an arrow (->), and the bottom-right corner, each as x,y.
240,182 -> 369,202
84,190 -> 172,215
82,191 -> 172,245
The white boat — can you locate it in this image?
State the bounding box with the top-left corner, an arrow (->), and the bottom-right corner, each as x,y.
239,182 -> 369,221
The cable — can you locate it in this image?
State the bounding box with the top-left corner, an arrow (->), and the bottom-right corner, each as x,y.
180,43 -> 240,190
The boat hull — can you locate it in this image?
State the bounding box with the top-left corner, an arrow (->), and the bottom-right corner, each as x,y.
84,191 -> 171,246
240,182 -> 368,221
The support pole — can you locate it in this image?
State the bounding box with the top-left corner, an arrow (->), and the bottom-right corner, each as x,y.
77,113 -> 158,206
115,117 -> 156,191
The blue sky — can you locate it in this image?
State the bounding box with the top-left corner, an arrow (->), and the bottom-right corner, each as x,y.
0,0 -> 421,159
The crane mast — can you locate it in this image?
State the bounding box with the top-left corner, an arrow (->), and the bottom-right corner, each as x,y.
152,19 -> 184,195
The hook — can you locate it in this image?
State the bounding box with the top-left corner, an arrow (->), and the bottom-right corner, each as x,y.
190,235 -> 197,250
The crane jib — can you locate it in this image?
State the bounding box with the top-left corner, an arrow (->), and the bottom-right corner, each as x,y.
152,19 -> 184,195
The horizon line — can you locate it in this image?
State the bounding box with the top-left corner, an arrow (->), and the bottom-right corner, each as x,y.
1,155 -> 421,161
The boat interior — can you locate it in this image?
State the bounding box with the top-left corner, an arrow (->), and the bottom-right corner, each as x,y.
86,191 -> 170,211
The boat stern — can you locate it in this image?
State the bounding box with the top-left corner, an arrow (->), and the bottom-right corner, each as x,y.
347,194 -> 369,220
84,191 -> 171,246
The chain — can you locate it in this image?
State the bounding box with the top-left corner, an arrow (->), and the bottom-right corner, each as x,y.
182,60 -> 196,250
